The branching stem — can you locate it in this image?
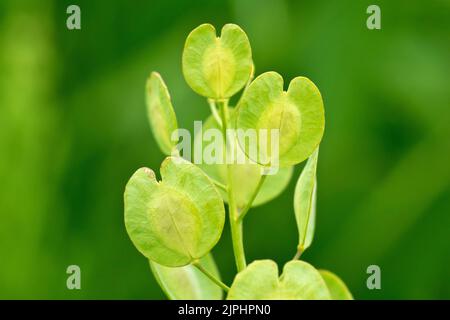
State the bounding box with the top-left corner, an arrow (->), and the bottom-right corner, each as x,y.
217,99 -> 247,272
237,174 -> 267,223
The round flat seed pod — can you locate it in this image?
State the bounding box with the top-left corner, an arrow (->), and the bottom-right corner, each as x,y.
183,23 -> 253,99
124,157 -> 225,267
236,71 -> 325,167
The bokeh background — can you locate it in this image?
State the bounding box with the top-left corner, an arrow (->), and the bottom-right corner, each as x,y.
0,0 -> 449,299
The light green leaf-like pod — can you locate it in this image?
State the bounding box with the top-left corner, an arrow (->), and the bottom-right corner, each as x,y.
150,253 -> 223,300
124,157 -> 225,267
146,72 -> 178,155
194,109 -> 293,208
319,270 -> 353,300
227,260 -> 330,300
294,149 -> 319,254
182,23 -> 253,99
236,72 -> 325,167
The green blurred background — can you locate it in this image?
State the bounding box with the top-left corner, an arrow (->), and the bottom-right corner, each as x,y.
0,0 -> 449,299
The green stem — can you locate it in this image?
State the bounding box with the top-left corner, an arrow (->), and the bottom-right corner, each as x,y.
210,178 -> 227,192
193,261 -> 230,292
229,220 -> 246,271
218,99 -> 247,272
237,174 -> 267,223
208,99 -> 223,127
292,245 -> 304,260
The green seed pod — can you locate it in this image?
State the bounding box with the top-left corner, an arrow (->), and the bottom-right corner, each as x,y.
150,253 -> 223,300
182,23 -> 253,99
319,270 -> 353,300
124,157 -> 225,267
227,260 -> 330,300
146,72 -> 178,155
236,72 -> 325,167
294,148 -> 319,254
